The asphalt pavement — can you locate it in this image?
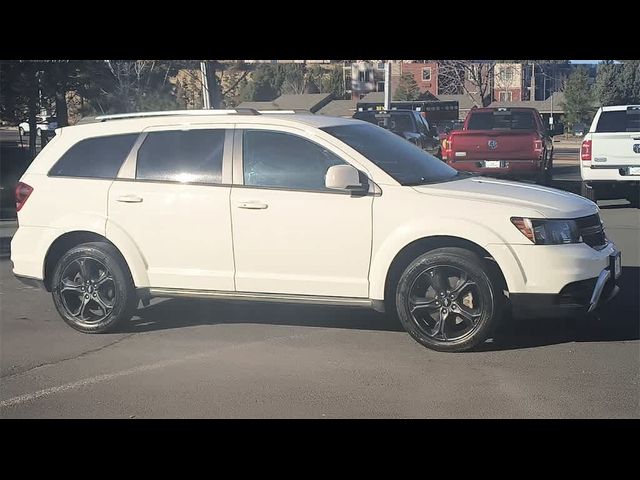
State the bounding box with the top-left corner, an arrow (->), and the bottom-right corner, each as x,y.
0,127 -> 638,418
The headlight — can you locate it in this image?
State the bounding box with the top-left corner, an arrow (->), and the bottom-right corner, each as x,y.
511,217 -> 581,244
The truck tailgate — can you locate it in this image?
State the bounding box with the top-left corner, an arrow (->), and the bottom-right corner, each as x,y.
450,130 -> 536,160
591,132 -> 640,166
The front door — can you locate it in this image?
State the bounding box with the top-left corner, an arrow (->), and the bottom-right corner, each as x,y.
230,127 -> 373,298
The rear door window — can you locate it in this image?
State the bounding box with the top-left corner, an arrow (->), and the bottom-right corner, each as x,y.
49,133 -> 139,178
136,129 -> 226,184
467,110 -> 536,130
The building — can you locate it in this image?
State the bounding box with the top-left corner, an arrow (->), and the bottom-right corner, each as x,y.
493,63 -> 524,102
236,93 -> 334,113
393,61 -> 439,98
350,61 -> 386,100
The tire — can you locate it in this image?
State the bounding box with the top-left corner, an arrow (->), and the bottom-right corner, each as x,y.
627,188 -> 639,208
581,181 -> 596,202
394,247 -> 501,352
51,241 -> 137,333
537,152 -> 553,185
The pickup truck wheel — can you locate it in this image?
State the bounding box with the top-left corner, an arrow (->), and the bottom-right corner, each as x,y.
51,242 -> 137,333
581,181 -> 596,202
395,247 -> 500,352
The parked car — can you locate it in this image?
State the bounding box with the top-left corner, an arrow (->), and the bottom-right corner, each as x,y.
433,120 -> 464,135
11,109 -> 621,352
442,107 -> 557,184
573,122 -> 586,137
18,115 -> 58,136
353,109 -> 442,158
580,105 -> 640,207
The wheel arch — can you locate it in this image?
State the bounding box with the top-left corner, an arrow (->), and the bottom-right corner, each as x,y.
378,235 -> 509,306
43,230 -> 148,291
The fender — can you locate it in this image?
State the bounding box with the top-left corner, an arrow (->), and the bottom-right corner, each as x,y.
105,218 -> 150,287
368,217 -> 527,300
41,212 -> 150,288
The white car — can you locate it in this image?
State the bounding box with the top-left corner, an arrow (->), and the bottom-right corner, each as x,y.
18,115 -> 58,136
11,109 -> 622,352
580,105 -> 640,206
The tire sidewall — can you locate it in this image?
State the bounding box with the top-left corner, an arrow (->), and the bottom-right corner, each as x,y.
51,243 -> 133,333
395,249 -> 497,352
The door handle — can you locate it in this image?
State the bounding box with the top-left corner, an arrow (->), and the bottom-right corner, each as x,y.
237,201 -> 268,210
116,194 -> 143,203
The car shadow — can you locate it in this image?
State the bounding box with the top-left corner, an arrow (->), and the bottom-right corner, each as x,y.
122,298 -> 404,334
598,202 -> 637,210
121,267 -> 639,352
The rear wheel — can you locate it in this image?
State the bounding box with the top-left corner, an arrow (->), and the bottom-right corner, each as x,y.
537,152 -> 553,185
394,247 -> 501,352
627,187 -> 639,208
51,242 -> 137,333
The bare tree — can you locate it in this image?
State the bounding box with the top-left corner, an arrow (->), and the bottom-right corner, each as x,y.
437,60 -> 496,107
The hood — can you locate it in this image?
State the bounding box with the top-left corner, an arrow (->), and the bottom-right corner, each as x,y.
413,176 -> 598,219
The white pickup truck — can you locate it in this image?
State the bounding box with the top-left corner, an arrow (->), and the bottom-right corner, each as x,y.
580,105 -> 640,207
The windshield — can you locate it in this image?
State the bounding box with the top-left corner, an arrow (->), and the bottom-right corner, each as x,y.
321,123 -> 460,185
467,110 -> 536,130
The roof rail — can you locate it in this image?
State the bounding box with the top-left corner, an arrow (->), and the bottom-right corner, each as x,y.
257,110 -> 297,114
95,109 -> 259,122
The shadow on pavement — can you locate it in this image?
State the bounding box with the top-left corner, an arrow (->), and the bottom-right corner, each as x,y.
486,266 -> 640,351
122,267 -> 639,352
123,298 -> 404,333
599,202 -> 637,210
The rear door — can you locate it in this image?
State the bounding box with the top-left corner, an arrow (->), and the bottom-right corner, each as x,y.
591,107 -> 640,170
107,125 -> 235,291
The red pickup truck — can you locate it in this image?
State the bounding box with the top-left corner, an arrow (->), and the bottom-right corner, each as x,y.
441,107 -> 556,184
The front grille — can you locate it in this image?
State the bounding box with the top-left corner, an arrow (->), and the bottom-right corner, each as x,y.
575,214 -> 607,249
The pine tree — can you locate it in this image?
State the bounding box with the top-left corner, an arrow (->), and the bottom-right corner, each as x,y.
561,67 -> 595,130
393,73 -> 421,101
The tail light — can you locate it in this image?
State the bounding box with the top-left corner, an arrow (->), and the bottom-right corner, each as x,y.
15,182 -> 33,212
533,138 -> 543,156
581,139 -> 592,163
442,137 -> 452,161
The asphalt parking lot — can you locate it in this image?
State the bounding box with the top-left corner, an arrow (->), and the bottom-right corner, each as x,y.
0,128 -> 638,418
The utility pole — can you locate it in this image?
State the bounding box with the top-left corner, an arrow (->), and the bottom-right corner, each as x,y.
200,61 -> 211,109
530,62 -> 536,101
384,61 -> 391,110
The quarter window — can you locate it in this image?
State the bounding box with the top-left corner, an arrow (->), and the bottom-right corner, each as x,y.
49,134 -> 139,179
242,130 -> 346,191
136,129 -> 225,184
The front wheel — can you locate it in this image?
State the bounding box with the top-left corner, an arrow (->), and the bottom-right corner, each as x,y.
394,247 -> 501,352
51,241 -> 137,333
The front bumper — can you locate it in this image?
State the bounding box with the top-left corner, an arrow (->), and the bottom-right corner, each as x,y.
509,251 -> 621,318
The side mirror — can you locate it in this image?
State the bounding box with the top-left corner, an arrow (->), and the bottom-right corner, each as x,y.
325,165 -> 368,193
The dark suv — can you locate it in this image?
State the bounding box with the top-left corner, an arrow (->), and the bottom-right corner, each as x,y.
353,109 -> 442,158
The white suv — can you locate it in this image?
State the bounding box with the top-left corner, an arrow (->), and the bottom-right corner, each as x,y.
11,109 -> 622,352
580,105 -> 640,206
